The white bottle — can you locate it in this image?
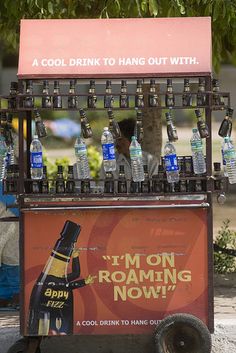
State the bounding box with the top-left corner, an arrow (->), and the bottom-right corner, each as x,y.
30,135 -> 43,179
223,136 -> 236,184
74,135 -> 90,179
101,127 -> 116,172
190,128 -> 206,175
0,135 -> 7,181
164,140 -> 179,183
129,135 -> 144,182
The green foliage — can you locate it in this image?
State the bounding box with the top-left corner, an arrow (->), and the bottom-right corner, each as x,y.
1,0 -> 236,71
214,219 -> 236,274
87,145 -> 102,179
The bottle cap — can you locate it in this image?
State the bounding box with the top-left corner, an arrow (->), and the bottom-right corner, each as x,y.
79,108 -> 85,116
195,109 -> 201,118
137,79 -> 143,86
54,80 -> 60,88
70,79 -> 76,86
10,82 -> 18,90
224,136 -> 230,142
167,78 -> 172,85
213,162 -> 221,171
121,80 -> 127,86
104,127 -> 109,131
131,135 -> 136,140
184,78 -> 189,85
227,108 -> 234,117
106,80 -> 112,87
192,128 -> 198,133
33,134 -> 38,139
43,80 -> 49,86
150,79 -> 155,85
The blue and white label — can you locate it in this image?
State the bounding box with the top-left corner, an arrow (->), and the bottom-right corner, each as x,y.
30,152 -> 43,168
130,147 -> 142,159
75,144 -> 87,155
221,148 -> 226,166
165,154 -> 179,172
102,143 -> 115,161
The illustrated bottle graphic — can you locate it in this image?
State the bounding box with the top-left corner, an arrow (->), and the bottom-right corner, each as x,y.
190,128 -> 206,175
195,109 -> 209,139
68,79 -> 78,109
79,109 -> 93,139
34,109 -> 47,138
135,80 -> 144,108
27,220 -> 84,335
119,80 -> 129,108
197,78 -> 207,106
42,80 -> 52,108
218,108 -> 234,138
148,79 -> 159,107
104,80 -> 114,108
182,79 -> 192,107
165,79 -> 175,107
129,135 -> 144,182
101,127 -> 116,172
222,136 -> 236,184
87,80 -> 97,109
53,80 -> 62,109
165,111 -> 178,142
30,135 -> 43,180
24,80 -> 34,108
108,109 -> 121,139
164,140 -> 179,184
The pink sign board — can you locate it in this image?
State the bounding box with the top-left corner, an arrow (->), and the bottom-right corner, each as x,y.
18,17 -> 212,78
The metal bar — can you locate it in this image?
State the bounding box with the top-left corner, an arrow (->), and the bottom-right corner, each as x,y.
26,110 -> 32,179
207,192 -> 214,333
0,216 -> 19,222
18,110 -> 25,194
21,203 -> 210,212
205,76 -> 213,191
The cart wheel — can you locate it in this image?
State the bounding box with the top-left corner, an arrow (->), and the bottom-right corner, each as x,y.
154,313 -> 212,353
6,338 -> 41,353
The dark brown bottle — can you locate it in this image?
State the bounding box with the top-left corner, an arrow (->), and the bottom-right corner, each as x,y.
165,79 -> 175,107
5,164 -> 18,193
42,80 -> 52,108
8,82 -> 18,109
212,79 -> 224,106
34,109 -> 47,138
135,111 -> 144,143
55,165 -> 65,193
117,165 -> 127,193
119,80 -> 129,108
141,165 -> 150,193
79,109 -> 93,138
24,80 -> 34,108
213,162 -> 225,192
197,78 -> 207,106
104,80 -> 114,108
68,80 -> 78,109
218,108 -> 234,137
135,80 -> 144,108
81,180 -> 90,194
66,166 -> 75,193
104,172 -> 114,194
166,111 -> 178,142
87,80 -> 97,109
148,79 -> 158,107
27,220 -> 84,335
108,109 -> 121,139
182,79 -> 192,107
195,109 -> 209,139
53,81 -> 62,109
41,166 -> 49,194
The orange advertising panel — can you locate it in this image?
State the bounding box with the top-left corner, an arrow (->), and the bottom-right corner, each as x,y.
23,205 -> 209,336
18,17 -> 212,78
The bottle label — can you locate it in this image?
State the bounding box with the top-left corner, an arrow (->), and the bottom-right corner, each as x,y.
130,147 -> 142,159
221,148 -> 226,166
164,154 -> 179,171
224,148 -> 236,160
75,144 -> 87,155
102,143 -> 115,160
31,152 -> 43,168
191,140 -> 203,152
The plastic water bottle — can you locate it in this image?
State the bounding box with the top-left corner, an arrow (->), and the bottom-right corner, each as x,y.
74,135 -> 90,179
30,135 -> 43,179
190,128 -> 206,175
221,139 -> 228,177
164,140 -> 179,183
101,127 -> 116,172
129,136 -> 144,182
0,135 -> 7,181
222,136 -> 236,184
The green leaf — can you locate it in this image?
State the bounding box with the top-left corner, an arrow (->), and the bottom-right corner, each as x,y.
48,1 -> 53,15
149,0 -> 158,16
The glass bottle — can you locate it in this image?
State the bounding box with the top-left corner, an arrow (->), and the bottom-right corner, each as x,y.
34,109 -> 47,138
119,80 -> 129,108
197,78 -> 207,106
182,78 -> 192,107
41,166 -> 49,194
195,109 -> 209,139
135,80 -> 144,108
212,79 -> 224,107
165,79 -> 175,107
55,165 -> 65,193
104,80 -> 114,108
8,82 -> 18,109
117,165 -> 127,193
87,80 -> 97,109
218,108 -> 234,138
79,109 -> 93,138
41,80 -> 52,108
135,111 -> 144,144
165,111 -> 178,142
141,165 -> 150,193
24,80 -> 34,108
108,109 -> 121,139
53,80 -> 62,109
148,79 -> 158,107
66,165 -> 75,193
68,79 -> 78,109
104,172 -> 114,194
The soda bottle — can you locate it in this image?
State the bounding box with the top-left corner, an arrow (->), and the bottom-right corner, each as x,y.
135,80 -> 144,108
24,80 -> 34,108
141,165 -> 150,193
34,109 -> 47,138
222,136 -> 236,184
101,127 -> 116,172
129,136 -> 144,182
104,172 -> 114,194
148,79 -> 159,107
165,111 -> 178,142
164,141 -> 179,184
55,165 -> 65,193
53,80 -> 62,109
41,80 -> 52,108
218,108 -> 234,138
87,80 -> 97,109
104,80 -> 114,108
66,165 -> 75,193
0,135 -> 7,181
117,165 -> 127,193
195,109 -> 209,139
8,82 -> 18,109
74,135 -> 90,179
79,109 -> 93,138
212,79 -> 224,107
197,78 -> 207,106
41,166 -> 49,194
165,79 -> 175,107
68,79 -> 78,109
108,109 -> 121,139
30,135 -> 43,180
182,79 -> 192,107
190,128 -> 206,175
120,80 -> 129,108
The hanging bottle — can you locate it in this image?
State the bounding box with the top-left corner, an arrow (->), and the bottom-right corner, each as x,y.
68,79 -> 78,109
129,136 -> 144,182
165,79 -> 175,107
42,80 -> 52,108
148,79 -> 159,107
34,109 -> 47,138
135,111 -> 144,144
212,79 -> 224,107
222,136 -> 236,184
87,80 -> 97,109
218,108 -> 234,138
190,128 -> 206,175
165,111 -> 178,142
8,82 -> 18,109
195,109 -> 209,139
108,109 -> 121,139
53,80 -> 62,109
182,79 -> 192,107
79,109 -> 93,139
197,78 -> 207,106
164,140 -> 179,184
74,135 -> 90,179
24,80 -> 34,108
135,80 -> 144,108
104,80 -> 114,108
101,127 -> 116,172
119,80 -> 129,108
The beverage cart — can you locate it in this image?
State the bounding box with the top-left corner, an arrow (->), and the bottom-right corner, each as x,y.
0,17 -> 231,353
